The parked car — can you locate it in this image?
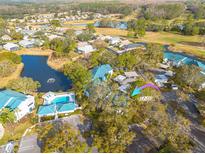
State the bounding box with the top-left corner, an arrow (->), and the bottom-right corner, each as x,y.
172,84 -> 178,90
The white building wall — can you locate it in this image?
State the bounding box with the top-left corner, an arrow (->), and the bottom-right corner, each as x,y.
15,96 -> 35,121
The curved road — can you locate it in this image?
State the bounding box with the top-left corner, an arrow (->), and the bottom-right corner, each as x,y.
191,126 -> 205,151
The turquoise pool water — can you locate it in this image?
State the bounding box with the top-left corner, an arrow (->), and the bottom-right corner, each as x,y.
52,96 -> 69,104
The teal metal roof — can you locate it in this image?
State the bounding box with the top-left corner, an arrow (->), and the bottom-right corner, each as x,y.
37,93 -> 78,116
37,102 -> 78,116
0,89 -> 27,110
57,103 -> 77,113
37,104 -> 55,116
92,64 -> 112,80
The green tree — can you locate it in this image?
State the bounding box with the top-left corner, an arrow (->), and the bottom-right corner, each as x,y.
7,77 -> 41,94
67,38 -> 77,52
50,20 -> 61,27
174,64 -> 205,90
183,22 -> 199,35
116,51 -> 140,70
82,82 -> 135,152
86,23 -> 96,33
0,52 -> 21,64
77,31 -> 93,42
127,19 -> 146,38
91,110 -> 135,153
89,50 -> 101,67
10,30 -> 23,40
63,62 -> 92,97
64,29 -> 76,40
0,60 -> 17,77
0,108 -> 15,124
37,122 -> 87,153
0,17 -> 7,35
144,43 -> 163,67
49,38 -> 76,54
131,99 -> 193,152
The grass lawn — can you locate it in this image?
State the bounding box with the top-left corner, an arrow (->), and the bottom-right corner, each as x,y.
96,28 -> 128,36
134,32 -> 205,59
63,20 -> 95,25
0,117 -> 33,145
15,48 -> 53,56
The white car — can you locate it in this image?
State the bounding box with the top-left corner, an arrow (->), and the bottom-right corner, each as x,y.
172,84 -> 178,90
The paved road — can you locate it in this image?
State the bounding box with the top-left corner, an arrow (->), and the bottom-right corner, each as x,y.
191,126 -> 205,152
127,125 -> 158,153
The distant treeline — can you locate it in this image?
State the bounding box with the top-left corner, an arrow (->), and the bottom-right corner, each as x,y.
140,3 -> 186,20
0,2 -> 132,19
75,2 -> 133,16
0,3 -> 73,19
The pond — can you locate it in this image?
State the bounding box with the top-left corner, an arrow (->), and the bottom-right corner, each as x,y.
21,55 -> 72,92
164,45 -> 205,73
94,21 -> 128,29
132,43 -> 205,73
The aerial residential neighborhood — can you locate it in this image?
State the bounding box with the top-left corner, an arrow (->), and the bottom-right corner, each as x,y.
0,0 -> 205,153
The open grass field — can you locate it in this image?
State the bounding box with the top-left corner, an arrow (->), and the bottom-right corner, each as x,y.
96,28 -> 128,36
0,63 -> 24,88
63,20 -> 95,25
135,32 -> 205,59
96,28 -> 205,59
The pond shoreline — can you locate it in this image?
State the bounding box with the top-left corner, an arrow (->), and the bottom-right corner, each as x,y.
21,55 -> 72,92
15,48 -> 65,70
0,48 -> 72,89
167,45 -> 205,61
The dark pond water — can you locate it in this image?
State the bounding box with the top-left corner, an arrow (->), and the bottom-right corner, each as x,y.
21,55 -> 72,92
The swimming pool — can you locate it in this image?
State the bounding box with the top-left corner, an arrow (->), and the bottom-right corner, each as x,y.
52,96 -> 69,104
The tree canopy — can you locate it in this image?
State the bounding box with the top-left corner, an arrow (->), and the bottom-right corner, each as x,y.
7,77 -> 41,94
174,64 -> 205,91
37,122 -> 87,153
63,62 -> 92,97
0,108 -> 15,124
